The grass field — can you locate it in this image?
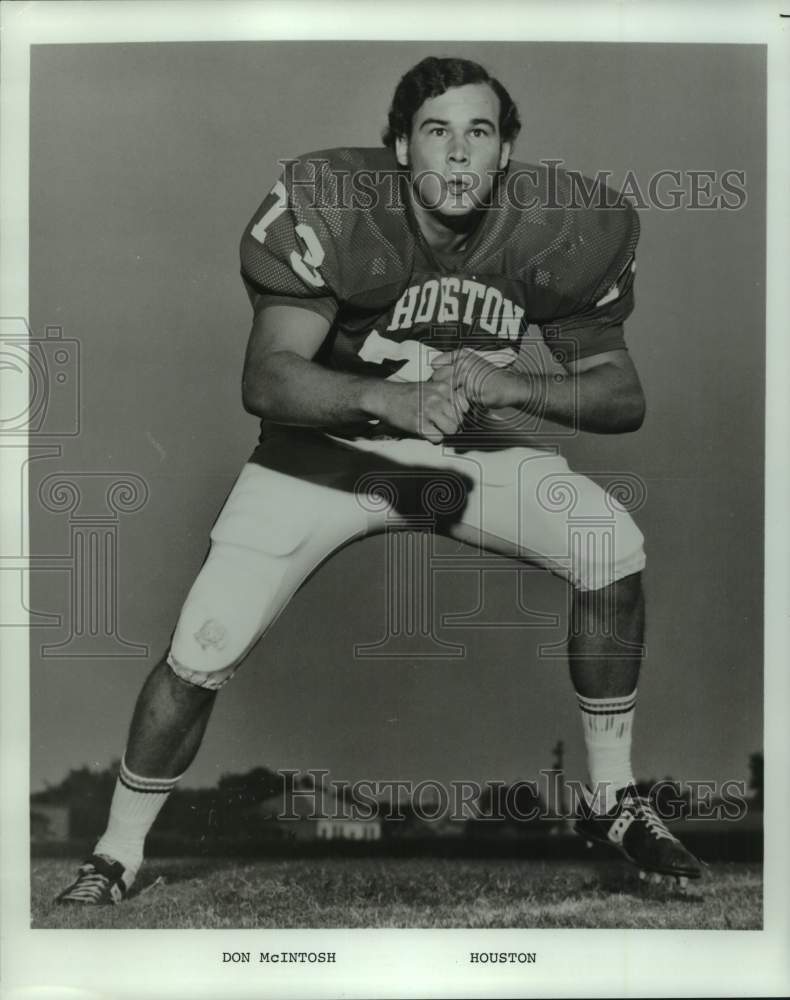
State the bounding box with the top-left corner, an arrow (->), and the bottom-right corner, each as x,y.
32,857 -> 762,929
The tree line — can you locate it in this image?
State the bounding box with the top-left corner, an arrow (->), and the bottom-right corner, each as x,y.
31,752 -> 763,841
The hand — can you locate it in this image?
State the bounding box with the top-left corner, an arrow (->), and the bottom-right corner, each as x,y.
375,378 -> 470,443
430,349 -> 521,410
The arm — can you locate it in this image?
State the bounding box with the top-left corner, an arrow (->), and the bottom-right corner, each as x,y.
242,303 -> 468,442
242,303 -> 376,426
430,348 -> 645,434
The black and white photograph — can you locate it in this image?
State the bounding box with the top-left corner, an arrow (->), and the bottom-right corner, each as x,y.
1,2 -> 788,997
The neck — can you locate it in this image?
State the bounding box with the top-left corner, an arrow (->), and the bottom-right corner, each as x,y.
409,194 -> 482,253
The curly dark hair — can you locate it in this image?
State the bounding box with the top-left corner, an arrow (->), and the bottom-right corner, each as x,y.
382,56 -> 521,149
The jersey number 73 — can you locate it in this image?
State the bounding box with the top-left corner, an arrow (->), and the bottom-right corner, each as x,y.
250,180 -> 327,289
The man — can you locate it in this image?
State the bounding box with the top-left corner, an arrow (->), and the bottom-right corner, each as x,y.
58,56 -> 701,906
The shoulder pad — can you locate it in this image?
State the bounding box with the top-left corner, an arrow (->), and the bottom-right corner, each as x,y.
469,160 -> 639,318
240,147 -> 413,308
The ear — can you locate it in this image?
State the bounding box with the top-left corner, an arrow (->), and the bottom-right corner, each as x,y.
395,135 -> 409,168
498,141 -> 512,171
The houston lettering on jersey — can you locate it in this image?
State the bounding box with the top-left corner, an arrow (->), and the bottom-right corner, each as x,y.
385,277 -> 525,342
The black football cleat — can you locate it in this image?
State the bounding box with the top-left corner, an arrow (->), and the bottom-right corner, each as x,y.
56,854 -> 130,905
575,786 -> 702,889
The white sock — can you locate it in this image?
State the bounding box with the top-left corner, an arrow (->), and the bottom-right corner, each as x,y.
576,689 -> 637,814
93,756 -> 183,885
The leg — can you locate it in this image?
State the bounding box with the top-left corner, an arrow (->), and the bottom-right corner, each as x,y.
124,656 -> 217,778
569,573 -> 644,810
568,570 -> 645,699
120,433 -> 421,784
439,447 -> 646,776
58,458 -> 371,904
85,657 -> 215,894
442,445 -> 700,883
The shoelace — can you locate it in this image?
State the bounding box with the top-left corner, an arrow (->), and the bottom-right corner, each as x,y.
63,867 -> 111,901
626,796 -> 676,842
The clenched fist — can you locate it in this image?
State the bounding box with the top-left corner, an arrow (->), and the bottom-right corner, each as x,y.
375,377 -> 470,443
430,348 -> 522,410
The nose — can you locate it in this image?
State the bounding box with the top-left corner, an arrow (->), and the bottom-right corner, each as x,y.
447,136 -> 469,164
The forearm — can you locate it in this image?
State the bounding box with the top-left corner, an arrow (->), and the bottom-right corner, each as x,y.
242,350 -> 386,427
497,363 -> 645,434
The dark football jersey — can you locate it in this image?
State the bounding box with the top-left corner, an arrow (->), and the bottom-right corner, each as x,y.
240,147 -> 639,387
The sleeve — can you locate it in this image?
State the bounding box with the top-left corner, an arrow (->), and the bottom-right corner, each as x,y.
239,156 -> 342,324
539,202 -> 640,362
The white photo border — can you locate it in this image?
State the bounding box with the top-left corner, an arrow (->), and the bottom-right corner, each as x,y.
1,2 -> 788,997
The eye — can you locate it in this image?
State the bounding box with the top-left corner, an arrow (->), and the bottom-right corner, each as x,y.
429,126 -> 447,137
470,128 -> 490,139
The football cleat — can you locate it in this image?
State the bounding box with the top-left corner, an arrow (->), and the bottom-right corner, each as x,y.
575,786 -> 702,884
56,854 -> 130,905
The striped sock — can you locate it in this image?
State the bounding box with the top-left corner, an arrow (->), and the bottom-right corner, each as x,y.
93,756 -> 183,885
576,690 -> 637,814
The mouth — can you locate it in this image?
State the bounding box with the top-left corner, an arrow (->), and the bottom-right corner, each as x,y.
446,176 -> 474,196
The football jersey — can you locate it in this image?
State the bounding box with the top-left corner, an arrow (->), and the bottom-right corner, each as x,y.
240,146 -> 639,387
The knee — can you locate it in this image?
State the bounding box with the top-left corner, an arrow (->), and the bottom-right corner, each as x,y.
167,540 -> 294,691
572,513 -> 646,593
168,604 -> 257,691
165,463 -> 320,690
167,648 -> 237,691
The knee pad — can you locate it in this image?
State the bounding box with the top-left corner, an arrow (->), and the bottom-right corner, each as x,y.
570,507 -> 646,592
526,463 -> 646,592
167,540 -> 297,689
167,463 -> 317,689
167,649 -> 236,691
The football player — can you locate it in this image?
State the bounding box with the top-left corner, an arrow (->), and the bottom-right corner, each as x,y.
57,56 -> 701,906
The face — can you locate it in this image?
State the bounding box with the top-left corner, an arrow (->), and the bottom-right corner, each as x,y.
395,82 -> 511,216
